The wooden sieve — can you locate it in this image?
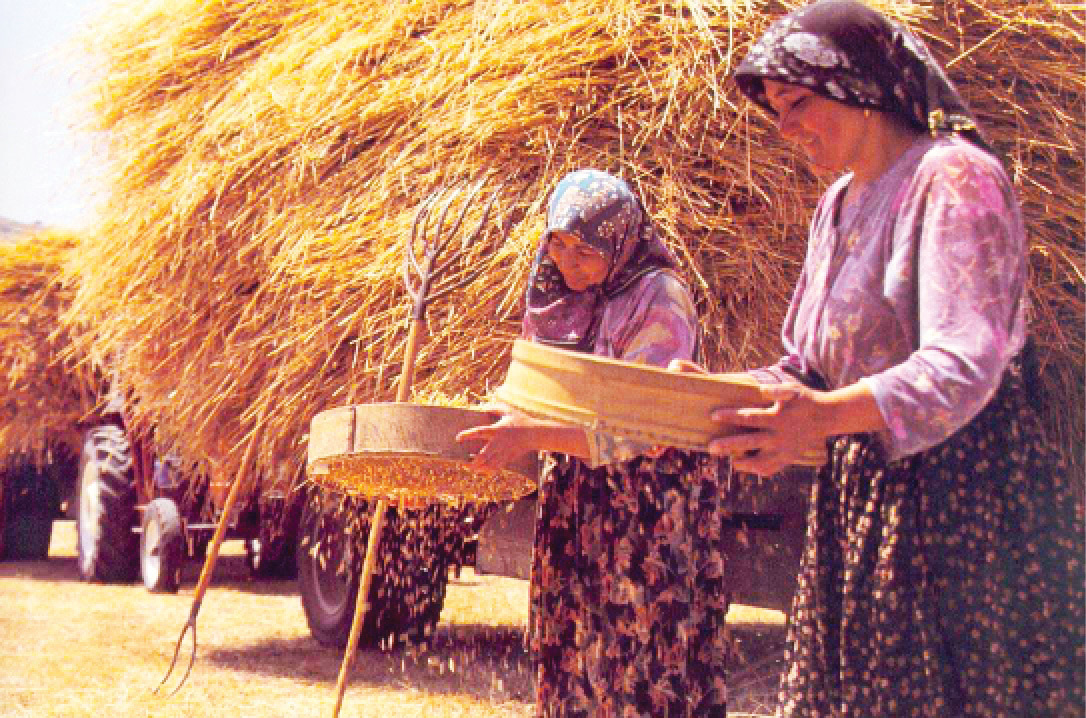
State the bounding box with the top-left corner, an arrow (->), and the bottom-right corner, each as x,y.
495,339 -> 825,466
306,402 -> 538,503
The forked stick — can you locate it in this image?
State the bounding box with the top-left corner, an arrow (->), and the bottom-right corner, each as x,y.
330,181 -> 515,717
155,414 -> 266,696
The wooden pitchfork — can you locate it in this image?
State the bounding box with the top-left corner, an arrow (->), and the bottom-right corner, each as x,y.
154,420 -> 268,696
331,179 -> 515,717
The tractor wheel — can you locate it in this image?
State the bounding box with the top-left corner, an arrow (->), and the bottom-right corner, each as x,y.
1,463 -> 59,561
141,498 -> 184,593
77,425 -> 139,582
296,489 -> 463,649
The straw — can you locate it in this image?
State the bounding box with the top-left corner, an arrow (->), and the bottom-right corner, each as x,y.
0,229 -> 102,465
56,0 -> 1081,492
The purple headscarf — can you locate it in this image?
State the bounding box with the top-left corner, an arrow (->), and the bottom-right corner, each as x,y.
735,0 -> 993,154
522,169 -> 678,352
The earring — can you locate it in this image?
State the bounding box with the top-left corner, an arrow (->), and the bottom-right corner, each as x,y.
864,108 -> 872,118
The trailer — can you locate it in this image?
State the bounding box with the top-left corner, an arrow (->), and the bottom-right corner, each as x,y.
0,443 -> 79,562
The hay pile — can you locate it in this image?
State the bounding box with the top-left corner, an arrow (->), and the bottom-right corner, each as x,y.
64,0 -> 1083,485
0,230 -> 101,463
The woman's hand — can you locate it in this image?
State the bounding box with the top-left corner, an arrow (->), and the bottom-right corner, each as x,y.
667,358 -> 708,374
667,361 -> 885,474
707,383 -> 831,476
456,410 -> 539,470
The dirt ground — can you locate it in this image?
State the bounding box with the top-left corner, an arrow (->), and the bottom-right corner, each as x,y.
1,521 -> 782,718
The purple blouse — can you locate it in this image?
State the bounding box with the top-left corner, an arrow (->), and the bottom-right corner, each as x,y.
752,136 -> 1028,460
581,267 -> 700,466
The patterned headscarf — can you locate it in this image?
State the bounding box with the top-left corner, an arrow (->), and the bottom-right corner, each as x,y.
734,0 -> 992,154
522,169 -> 678,352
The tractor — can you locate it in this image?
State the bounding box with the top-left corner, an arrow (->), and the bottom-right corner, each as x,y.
75,391 -> 303,592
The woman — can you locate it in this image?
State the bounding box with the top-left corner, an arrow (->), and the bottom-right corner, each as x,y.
457,169 -> 730,717
695,1 -> 1084,716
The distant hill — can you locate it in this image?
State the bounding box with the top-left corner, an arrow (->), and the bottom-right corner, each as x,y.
0,217 -> 45,244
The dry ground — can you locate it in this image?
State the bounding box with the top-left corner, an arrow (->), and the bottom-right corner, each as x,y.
1,521 -> 782,718
1,520 -> 534,718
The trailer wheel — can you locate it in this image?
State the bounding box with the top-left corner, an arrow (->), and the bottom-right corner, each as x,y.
141,498 -> 184,593
297,489 -> 476,649
246,535 -> 296,579
77,425 -> 139,582
297,491 -> 364,647
247,494 -> 302,579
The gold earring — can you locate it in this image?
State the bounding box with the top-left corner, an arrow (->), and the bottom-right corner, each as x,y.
864,108 -> 872,118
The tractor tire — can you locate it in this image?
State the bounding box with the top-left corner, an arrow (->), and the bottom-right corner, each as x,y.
141,498 -> 185,593
296,491 -> 367,647
296,489 -> 468,649
77,425 -> 139,582
1,463 -> 59,561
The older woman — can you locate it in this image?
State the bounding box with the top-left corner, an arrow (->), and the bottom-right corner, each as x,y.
458,169 -> 729,717
694,1 -> 1084,716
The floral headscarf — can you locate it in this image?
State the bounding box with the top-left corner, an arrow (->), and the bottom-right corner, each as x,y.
522,169 -> 678,352
735,0 -> 992,153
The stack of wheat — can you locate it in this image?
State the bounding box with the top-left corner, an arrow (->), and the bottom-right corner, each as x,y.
0,229 -> 101,464
62,0 -> 1083,488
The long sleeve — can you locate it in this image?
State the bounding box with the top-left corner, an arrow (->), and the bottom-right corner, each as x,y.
741,137 -> 1028,461
748,257 -> 816,387
863,145 -> 1027,458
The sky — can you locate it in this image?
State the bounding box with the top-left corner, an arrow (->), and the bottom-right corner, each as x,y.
1,0 -> 108,229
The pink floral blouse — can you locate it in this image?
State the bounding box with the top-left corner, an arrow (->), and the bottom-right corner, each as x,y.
751,135 -> 1028,460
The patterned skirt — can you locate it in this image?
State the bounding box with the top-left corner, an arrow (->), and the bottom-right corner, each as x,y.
779,361 -> 1085,717
530,449 -> 730,718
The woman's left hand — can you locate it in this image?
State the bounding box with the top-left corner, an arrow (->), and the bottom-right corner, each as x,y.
708,382 -> 829,476
455,409 -> 546,470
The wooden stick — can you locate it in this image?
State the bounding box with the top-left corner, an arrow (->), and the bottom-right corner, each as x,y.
330,318 -> 423,717
155,422 -> 264,696
330,498 -> 388,717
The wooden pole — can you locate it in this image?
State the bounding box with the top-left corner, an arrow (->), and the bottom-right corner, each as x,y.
156,419 -> 265,695
330,319 -> 423,717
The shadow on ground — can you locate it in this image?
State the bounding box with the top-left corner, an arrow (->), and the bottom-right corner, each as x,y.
0,551 -> 302,595
202,621 -> 787,712
1,519 -> 301,596
729,626 -> 787,715
0,553 -> 86,583
202,622 -> 534,703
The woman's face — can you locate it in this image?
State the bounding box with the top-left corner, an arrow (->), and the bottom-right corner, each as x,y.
763,79 -> 868,174
546,230 -> 609,291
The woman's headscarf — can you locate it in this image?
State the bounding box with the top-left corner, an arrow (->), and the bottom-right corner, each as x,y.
522,169 -> 678,352
734,0 -> 992,154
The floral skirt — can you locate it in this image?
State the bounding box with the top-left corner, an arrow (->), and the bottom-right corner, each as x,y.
779,362 -> 1085,717
530,449 -> 730,718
